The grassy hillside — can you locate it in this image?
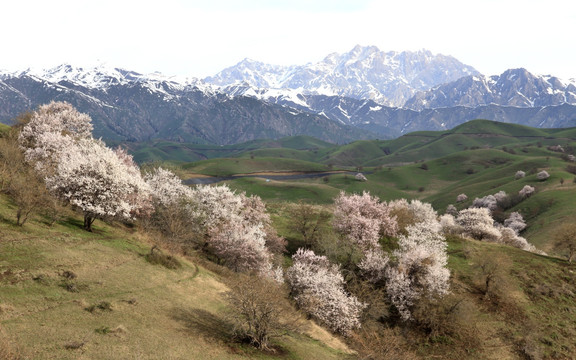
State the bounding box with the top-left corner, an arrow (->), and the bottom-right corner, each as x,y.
4,119 -> 576,359
120,135 -> 336,164
182,157 -> 331,177
176,120 -> 576,256
0,196 -> 351,360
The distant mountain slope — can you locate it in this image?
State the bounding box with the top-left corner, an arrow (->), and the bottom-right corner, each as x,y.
2,54 -> 576,147
219,87 -> 576,137
0,70 -> 375,145
405,68 -> 576,110
206,45 -> 479,107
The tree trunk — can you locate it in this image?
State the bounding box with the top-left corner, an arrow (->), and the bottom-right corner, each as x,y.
83,214 -> 95,232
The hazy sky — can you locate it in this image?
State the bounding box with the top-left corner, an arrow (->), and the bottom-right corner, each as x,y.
2,0 -> 575,79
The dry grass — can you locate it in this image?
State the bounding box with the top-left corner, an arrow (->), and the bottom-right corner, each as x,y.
0,202 -> 350,360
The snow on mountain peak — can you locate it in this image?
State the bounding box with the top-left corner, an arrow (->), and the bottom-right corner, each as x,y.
9,63 -> 211,96
205,45 -> 480,107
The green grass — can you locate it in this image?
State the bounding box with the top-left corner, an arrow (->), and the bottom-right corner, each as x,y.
183,157 -> 330,177
0,197 -> 352,360
442,235 -> 576,359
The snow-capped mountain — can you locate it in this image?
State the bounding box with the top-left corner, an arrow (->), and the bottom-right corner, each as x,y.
205,45 -> 480,107
1,48 -> 576,147
404,68 -> 576,110
0,67 -> 373,145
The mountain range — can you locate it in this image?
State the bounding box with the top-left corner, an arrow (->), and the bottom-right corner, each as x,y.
206,45 -> 480,107
1,45 -> 575,145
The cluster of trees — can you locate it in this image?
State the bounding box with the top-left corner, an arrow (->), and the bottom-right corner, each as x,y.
284,192 -> 452,334
445,188 -> 540,253
13,101 -> 285,279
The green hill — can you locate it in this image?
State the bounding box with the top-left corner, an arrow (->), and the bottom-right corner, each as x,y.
174,120 -> 576,256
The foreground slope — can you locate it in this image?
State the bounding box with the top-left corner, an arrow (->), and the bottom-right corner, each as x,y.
0,196 -> 350,360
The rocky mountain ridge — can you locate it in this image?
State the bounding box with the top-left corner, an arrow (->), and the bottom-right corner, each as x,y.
1,47 -> 575,145
405,68 -> 576,110
0,71 -> 372,144
206,45 -> 480,107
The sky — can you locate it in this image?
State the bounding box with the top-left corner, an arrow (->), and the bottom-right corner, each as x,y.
2,0 -> 575,79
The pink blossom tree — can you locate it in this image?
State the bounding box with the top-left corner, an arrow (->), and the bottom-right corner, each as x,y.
537,170 -> 550,181
472,195 -> 498,211
503,212 -> 526,235
209,222 -> 272,273
456,193 -> 468,203
188,184 -> 283,274
514,170 -> 526,180
333,191 -> 398,251
286,248 -> 365,335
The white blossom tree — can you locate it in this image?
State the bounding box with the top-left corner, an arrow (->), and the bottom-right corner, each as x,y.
333,191 -> 398,251
19,101 -> 93,172
144,167 -> 195,238
19,102 -> 151,231
455,208 -> 501,242
389,198 -> 442,234
386,222 -> 450,321
357,248 -> 389,284
519,185 -> 535,198
537,170 -> 550,181
514,170 -> 526,180
503,212 -> 526,235
45,138 -> 151,231
145,167 -> 194,207
286,248 -> 365,335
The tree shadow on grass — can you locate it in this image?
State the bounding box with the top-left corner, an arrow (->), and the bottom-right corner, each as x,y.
171,307 -> 234,343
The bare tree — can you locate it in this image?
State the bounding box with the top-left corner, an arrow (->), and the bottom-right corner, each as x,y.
287,201 -> 331,248
226,275 -> 298,351
0,125 -> 55,226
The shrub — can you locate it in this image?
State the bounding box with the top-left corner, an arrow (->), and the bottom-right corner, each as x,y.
85,301 -> 112,313
287,201 -> 331,249
553,223 -> 576,262
566,164 -> 576,175
145,246 -> 182,269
